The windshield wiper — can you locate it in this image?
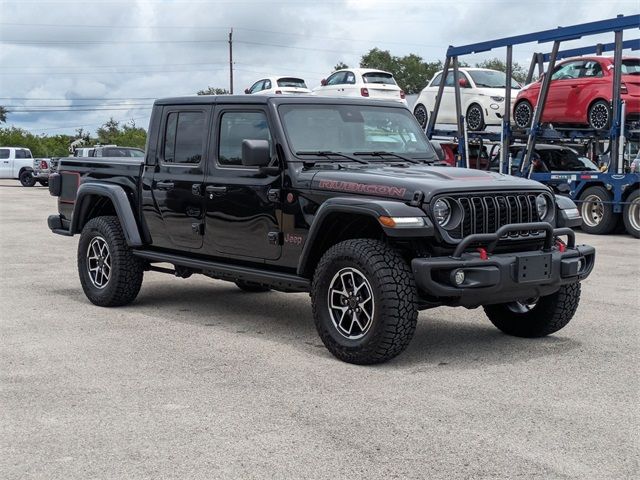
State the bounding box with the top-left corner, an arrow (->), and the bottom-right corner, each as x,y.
296,151 -> 369,164
353,151 -> 423,164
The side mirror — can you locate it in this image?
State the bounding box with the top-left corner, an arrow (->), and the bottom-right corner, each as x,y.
241,139 -> 271,167
244,88 -> 251,94
320,79 -> 327,86
459,78 -> 468,88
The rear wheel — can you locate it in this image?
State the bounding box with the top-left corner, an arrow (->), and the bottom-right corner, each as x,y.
588,100 -> 610,130
19,170 -> 36,187
579,186 -> 618,234
311,239 -> 418,365
413,103 -> 428,129
484,283 -> 581,337
466,103 -> 485,131
78,216 -> 144,307
623,189 -> 640,238
514,100 -> 533,128
235,280 -> 271,293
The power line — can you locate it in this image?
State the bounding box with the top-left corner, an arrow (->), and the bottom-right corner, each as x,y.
8,107 -> 153,112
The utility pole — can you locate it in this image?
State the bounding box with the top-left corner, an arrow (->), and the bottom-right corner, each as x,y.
228,28 -> 234,94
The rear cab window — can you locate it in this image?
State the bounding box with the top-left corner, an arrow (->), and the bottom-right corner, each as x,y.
0,149 -> 9,159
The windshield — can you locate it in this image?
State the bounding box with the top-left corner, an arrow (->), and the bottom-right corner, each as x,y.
622,59 -> 640,75
279,104 -> 437,160
362,72 -> 397,85
468,70 -> 521,89
277,77 -> 307,88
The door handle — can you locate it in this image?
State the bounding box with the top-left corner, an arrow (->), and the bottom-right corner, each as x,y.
156,181 -> 174,190
205,185 -> 227,198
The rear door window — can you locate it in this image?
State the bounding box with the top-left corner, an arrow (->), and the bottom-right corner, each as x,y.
163,111 -> 205,164
0,149 -> 9,159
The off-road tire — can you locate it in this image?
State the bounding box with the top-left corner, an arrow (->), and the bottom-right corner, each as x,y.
588,100 -> 610,130
19,170 -> 36,187
622,189 -> 640,238
235,280 -> 271,293
466,103 -> 486,131
413,103 -> 428,129
579,186 -> 618,234
484,283 -> 581,337
514,100 -> 533,128
311,239 -> 418,365
78,216 -> 144,307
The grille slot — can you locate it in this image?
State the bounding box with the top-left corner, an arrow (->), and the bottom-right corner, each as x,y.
438,193 -> 544,241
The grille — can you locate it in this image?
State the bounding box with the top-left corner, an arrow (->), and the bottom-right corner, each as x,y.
435,192 -> 546,241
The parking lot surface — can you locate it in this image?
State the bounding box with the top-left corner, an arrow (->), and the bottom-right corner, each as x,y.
1,179 -> 638,479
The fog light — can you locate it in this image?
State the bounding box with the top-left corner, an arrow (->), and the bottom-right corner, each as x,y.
453,269 -> 465,286
577,259 -> 584,273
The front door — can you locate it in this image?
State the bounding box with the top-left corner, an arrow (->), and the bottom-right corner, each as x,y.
545,60 -> 584,122
150,106 -> 210,251
0,149 -> 11,178
203,107 -> 282,261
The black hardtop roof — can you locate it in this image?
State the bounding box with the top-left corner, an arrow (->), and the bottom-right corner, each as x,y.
154,94 -> 407,109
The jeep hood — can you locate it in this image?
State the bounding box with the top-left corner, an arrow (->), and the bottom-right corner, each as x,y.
309,164 -> 547,202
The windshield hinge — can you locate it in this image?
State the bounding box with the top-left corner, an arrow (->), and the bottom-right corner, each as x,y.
410,190 -> 424,207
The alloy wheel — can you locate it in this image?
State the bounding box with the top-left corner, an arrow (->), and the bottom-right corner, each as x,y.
87,236 -> 111,289
514,102 -> 532,128
589,102 -> 609,130
327,267 -> 375,340
467,105 -> 483,131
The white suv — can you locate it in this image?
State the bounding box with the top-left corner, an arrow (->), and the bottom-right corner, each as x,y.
313,68 -> 407,104
413,68 -> 521,131
245,76 -> 311,95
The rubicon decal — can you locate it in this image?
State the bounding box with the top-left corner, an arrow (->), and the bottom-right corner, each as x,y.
317,180 -> 406,198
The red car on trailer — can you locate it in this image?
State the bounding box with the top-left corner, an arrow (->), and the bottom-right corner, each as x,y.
513,56 -> 640,130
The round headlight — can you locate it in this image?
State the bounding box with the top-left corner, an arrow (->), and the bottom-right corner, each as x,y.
433,199 -> 451,226
536,194 -> 550,220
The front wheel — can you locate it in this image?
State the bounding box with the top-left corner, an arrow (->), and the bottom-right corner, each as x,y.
484,283 -> 581,338
623,189 -> 640,238
311,239 -> 418,364
78,216 -> 144,307
413,103 -> 428,129
579,186 -> 618,234
466,103 -> 485,131
19,170 -> 36,187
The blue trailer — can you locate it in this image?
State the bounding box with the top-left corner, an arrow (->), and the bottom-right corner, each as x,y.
424,14 -> 640,237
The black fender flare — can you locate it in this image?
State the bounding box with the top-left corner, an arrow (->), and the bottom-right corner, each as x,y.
71,183 -> 143,247
296,197 -> 432,276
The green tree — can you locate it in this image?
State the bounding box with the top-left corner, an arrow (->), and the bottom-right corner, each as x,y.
359,48 -> 442,94
0,126 -> 72,157
96,118 -> 146,149
0,106 -> 7,123
197,86 -> 230,95
474,58 -> 528,83
333,62 -> 349,71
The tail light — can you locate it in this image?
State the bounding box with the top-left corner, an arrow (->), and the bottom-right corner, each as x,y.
275,90 -> 282,94
40,160 -> 48,169
360,87 -> 369,97
400,90 -> 406,99
621,83 -> 628,94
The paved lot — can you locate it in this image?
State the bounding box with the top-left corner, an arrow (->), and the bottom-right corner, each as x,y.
1,179 -> 638,479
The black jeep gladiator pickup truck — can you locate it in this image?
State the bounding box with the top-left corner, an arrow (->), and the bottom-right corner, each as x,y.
48,95 -> 595,364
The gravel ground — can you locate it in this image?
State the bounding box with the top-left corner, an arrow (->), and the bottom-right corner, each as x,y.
1,180 -> 639,479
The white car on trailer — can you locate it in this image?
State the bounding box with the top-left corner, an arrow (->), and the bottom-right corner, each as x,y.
313,68 -> 407,104
245,76 -> 311,95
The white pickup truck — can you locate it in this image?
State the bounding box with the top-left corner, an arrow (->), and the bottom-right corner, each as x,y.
0,147 -> 38,186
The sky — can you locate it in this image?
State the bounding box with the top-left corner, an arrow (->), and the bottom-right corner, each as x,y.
0,0 -> 638,136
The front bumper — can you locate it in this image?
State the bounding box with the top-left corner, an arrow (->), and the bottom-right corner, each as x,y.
411,222 -> 595,308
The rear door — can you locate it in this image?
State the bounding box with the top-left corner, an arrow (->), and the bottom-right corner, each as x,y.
0,149 -> 10,178
203,106 -> 282,261
149,106 -> 211,251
